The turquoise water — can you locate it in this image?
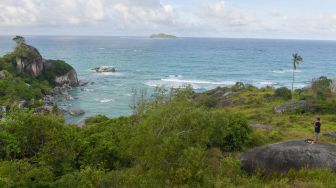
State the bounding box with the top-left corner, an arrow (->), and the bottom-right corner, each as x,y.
1,36 -> 336,122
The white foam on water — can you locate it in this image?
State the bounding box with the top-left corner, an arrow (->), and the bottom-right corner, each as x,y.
258,81 -> 276,85
98,72 -> 123,76
125,93 -> 133,97
95,98 -> 114,103
98,47 -> 105,50
272,69 -> 302,74
145,75 -> 236,90
83,88 -> 94,92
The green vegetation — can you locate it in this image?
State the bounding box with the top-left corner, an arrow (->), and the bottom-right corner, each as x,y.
275,87 -> 292,100
150,33 -> 177,39
44,60 -> 74,84
291,53 -> 303,101
1,38 -> 336,186
0,81 -> 335,187
0,54 -> 51,108
12,35 -> 26,45
0,37 -> 76,109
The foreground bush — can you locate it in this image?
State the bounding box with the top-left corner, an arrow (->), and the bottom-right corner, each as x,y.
0,87 -> 335,187
274,87 -> 292,100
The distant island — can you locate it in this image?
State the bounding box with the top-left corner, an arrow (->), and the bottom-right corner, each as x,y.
150,33 -> 177,39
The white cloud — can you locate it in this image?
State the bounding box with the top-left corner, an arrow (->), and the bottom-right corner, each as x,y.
0,0 -> 336,39
0,0 -> 178,28
200,1 -> 257,27
0,0 -> 39,26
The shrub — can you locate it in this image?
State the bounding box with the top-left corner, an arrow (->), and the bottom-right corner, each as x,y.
274,87 -> 292,100
311,76 -> 332,100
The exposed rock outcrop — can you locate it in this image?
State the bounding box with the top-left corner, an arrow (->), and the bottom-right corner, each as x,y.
15,44 -> 44,77
54,69 -> 78,86
330,79 -> 336,93
240,140 -> 336,174
274,100 -> 307,113
323,133 -> 336,138
18,100 -> 28,109
250,124 -> 272,130
14,43 -> 78,86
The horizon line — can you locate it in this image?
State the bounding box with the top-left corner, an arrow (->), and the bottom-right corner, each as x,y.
1,34 -> 336,42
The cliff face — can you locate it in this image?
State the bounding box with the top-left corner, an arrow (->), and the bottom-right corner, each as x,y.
15,44 -> 44,77
54,69 -> 78,86
14,44 -> 78,86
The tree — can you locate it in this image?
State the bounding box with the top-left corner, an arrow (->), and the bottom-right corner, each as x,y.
291,53 -> 303,101
12,36 -> 25,45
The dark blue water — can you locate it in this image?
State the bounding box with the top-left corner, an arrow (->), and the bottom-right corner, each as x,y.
1,36 -> 336,122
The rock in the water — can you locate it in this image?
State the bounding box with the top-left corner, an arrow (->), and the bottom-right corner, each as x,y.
250,124 -> 272,130
18,100 -> 28,108
92,66 -> 116,73
65,95 -> 76,101
69,109 -> 85,116
323,133 -> 336,138
274,100 -> 307,113
79,80 -> 89,86
240,140 -> 336,174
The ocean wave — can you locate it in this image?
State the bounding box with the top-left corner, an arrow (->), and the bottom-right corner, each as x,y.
98,72 -> 124,76
256,81 -> 277,87
96,98 -> 114,103
145,76 -> 236,90
98,47 -> 105,50
272,69 -> 302,74
83,88 -> 94,92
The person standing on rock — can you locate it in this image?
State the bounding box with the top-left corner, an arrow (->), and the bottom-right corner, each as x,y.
313,117 -> 321,144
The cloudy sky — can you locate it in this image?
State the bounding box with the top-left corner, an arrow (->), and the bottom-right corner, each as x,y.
1,0 -> 336,40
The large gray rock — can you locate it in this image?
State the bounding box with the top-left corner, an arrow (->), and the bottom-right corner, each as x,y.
14,44 -> 78,86
323,133 -> 336,138
79,80 -> 89,86
69,109 -> 85,116
240,140 -> 336,174
18,100 -> 28,108
15,44 -> 44,77
54,69 -> 78,86
330,79 -> 336,93
92,66 -> 116,73
274,100 -> 307,113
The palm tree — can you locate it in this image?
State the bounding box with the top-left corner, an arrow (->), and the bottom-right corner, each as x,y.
291,53 -> 303,101
12,36 -> 25,45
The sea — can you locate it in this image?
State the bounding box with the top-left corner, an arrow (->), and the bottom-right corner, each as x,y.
1,36 -> 336,122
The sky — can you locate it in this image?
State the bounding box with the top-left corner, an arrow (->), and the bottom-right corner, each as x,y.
1,0 -> 336,40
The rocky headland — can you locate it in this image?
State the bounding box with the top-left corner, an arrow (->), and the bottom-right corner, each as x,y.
1,36 -> 83,117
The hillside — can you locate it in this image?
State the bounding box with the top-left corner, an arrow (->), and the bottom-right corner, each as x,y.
1,37 -> 336,187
